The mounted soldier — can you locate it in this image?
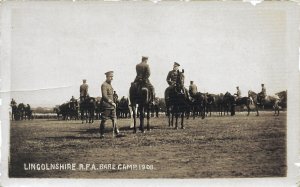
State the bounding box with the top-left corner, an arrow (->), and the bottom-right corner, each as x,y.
189,81 -> 198,99
133,56 -> 155,103
234,86 -> 241,101
166,62 -> 183,99
258,83 -> 266,104
80,79 -> 89,103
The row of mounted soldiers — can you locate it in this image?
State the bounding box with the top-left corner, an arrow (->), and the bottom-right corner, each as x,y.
10,99 -> 33,120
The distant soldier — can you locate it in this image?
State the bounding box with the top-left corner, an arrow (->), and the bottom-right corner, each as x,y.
234,86 -> 241,100
10,98 -> 17,107
258,83 -> 266,104
189,81 -> 198,98
99,71 -> 123,139
70,96 -> 76,102
80,79 -> 89,102
113,91 -> 118,103
133,56 -> 155,103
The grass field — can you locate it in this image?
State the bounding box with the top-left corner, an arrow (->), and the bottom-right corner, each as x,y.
9,111 -> 286,178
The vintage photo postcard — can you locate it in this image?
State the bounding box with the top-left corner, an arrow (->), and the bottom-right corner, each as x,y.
0,1 -> 300,187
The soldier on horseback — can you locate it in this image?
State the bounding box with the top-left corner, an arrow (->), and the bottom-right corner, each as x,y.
189,81 -> 198,99
257,83 -> 266,104
234,86 -> 241,101
99,71 -> 123,139
165,62 -> 185,98
133,56 -> 155,103
80,79 -> 89,102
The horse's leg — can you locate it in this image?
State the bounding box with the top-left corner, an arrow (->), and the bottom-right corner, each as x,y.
147,106 -> 150,131
132,106 -> 137,133
171,110 -> 174,127
139,106 -> 145,133
256,104 -> 259,116
181,111 -> 185,129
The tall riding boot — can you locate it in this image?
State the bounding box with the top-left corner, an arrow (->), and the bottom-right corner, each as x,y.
99,120 -> 105,138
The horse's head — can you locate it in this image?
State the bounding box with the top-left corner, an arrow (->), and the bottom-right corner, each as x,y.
248,90 -> 256,98
175,70 -> 185,89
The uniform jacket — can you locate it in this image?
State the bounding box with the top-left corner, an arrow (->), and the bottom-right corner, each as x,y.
135,62 -> 150,80
80,83 -> 89,97
166,70 -> 179,86
101,81 -> 114,109
189,84 -> 198,95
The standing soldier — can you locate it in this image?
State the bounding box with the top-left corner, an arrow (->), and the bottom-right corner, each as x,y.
10,98 -> 17,107
80,79 -> 89,102
70,96 -> 76,102
133,56 -> 155,103
189,81 -> 198,98
99,71 -> 123,139
234,86 -> 241,100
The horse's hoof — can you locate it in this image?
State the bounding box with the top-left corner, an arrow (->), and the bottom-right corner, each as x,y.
174,127 -> 178,130
181,126 -> 185,129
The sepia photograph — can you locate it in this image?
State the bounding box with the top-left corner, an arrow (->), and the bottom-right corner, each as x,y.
0,1 -> 299,186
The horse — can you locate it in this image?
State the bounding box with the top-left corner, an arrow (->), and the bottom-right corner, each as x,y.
165,70 -> 190,129
248,90 -> 263,116
190,92 -> 206,119
220,92 -> 232,116
17,103 -> 26,120
224,92 -> 251,116
24,105 -> 33,120
206,94 -> 215,117
69,100 -> 79,120
117,97 -> 131,118
266,95 -> 281,116
80,96 -> 96,123
59,103 -> 69,120
129,79 -> 152,133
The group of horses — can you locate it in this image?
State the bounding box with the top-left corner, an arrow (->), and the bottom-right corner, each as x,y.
53,96 -> 159,125
129,69 -> 284,133
11,103 -> 33,121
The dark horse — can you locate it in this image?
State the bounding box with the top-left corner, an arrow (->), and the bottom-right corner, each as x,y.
80,96 -> 96,123
129,80 -> 152,133
165,70 -> 190,129
17,103 -> 26,120
190,92 -> 206,119
224,92 -> 251,116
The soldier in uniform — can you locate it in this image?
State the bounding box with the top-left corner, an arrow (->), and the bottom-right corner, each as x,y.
113,91 -> 118,103
165,62 -> 184,99
258,83 -> 266,104
234,86 -> 241,100
133,56 -> 155,103
99,71 -> 123,139
70,96 -> 76,102
10,99 -> 17,107
80,79 -> 89,102
189,81 -> 198,98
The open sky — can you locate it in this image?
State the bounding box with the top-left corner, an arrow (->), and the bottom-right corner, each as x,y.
9,2 -> 288,107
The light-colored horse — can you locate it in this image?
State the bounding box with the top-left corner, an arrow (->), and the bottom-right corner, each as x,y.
248,90 -> 261,116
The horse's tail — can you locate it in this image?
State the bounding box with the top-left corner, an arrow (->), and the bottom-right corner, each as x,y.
141,87 -> 149,104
